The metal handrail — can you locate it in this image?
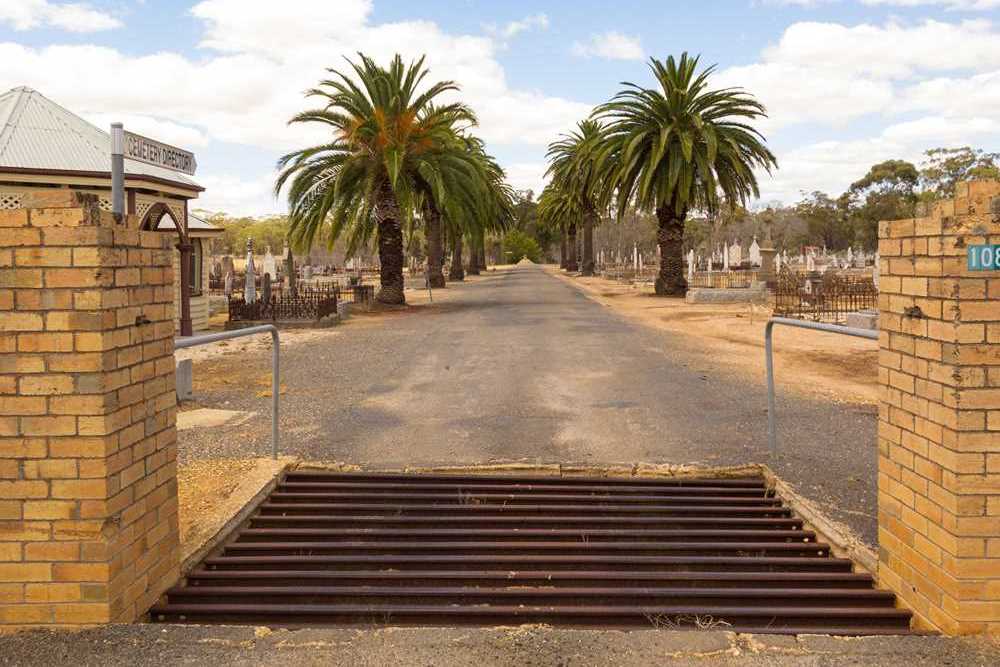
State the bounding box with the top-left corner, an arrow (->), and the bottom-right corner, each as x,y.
765,317 -> 878,456
174,324 -> 280,459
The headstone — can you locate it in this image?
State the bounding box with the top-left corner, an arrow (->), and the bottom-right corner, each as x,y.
687,249 -> 695,282
285,246 -> 297,297
245,238 -> 257,304
262,246 -> 277,280
729,242 -> 742,266
806,252 -> 816,272
847,246 -> 854,264
723,243 -> 730,271
303,265 -> 313,280
224,271 -> 233,297
261,272 -> 272,304
221,254 -> 234,278
749,237 -> 762,266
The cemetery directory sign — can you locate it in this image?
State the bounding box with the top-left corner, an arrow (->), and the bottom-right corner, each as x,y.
967,244 -> 999,272
123,131 -> 197,176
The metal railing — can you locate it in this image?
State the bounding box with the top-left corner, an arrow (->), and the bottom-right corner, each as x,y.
174,324 -> 280,459
765,317 -> 878,456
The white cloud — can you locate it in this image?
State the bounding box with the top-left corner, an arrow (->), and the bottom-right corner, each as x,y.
485,13 -> 549,40
714,18 -> 1000,130
503,162 -> 549,196
0,0 -> 591,214
571,31 -> 644,60
757,116 -> 1000,203
0,1 -> 121,33
764,0 -> 1000,9
195,172 -> 281,217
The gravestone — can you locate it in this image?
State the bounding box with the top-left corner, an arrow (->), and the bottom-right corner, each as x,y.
245,238 -> 257,304
261,272 -> 272,304
262,246 -> 277,281
687,249 -> 695,282
729,242 -> 743,266
749,237 -> 762,266
285,246 -> 297,297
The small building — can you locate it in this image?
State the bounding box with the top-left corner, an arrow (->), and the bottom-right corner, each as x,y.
0,86 -> 221,333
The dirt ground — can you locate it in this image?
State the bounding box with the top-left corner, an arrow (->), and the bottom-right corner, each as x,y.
176,457 -> 290,565
548,268 -> 879,405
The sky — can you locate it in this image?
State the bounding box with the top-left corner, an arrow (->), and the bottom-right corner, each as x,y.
1,0 -> 999,215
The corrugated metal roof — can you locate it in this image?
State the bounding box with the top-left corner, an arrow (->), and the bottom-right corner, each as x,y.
0,86 -> 201,191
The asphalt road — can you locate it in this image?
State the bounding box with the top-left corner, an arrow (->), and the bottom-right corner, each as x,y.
181,264 -> 878,545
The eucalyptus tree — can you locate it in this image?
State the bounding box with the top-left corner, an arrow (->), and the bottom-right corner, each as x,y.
545,119 -> 604,275
593,53 -> 776,295
276,53 -> 475,304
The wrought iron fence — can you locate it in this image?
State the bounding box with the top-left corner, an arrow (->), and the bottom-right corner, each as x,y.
228,285 -> 338,323
772,269 -> 877,323
687,271 -> 760,289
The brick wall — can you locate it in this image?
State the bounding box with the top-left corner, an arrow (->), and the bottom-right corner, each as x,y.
877,180 -> 1000,634
0,191 -> 179,628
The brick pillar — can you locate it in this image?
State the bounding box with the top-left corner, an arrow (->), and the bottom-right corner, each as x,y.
877,180 -> 1000,634
0,191 -> 179,628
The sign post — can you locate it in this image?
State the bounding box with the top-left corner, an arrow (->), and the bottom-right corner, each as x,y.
110,123 -> 125,220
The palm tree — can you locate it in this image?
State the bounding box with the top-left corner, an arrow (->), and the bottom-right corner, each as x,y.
546,120 -> 604,276
537,185 -> 581,271
276,54 -> 475,304
593,53 -> 776,295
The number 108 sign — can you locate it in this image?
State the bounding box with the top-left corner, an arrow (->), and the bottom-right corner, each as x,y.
968,244 -> 999,272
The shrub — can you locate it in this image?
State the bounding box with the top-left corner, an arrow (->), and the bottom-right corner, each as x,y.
502,230 -> 542,263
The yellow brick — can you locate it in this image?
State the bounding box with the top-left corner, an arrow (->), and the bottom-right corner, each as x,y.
24,542 -> 79,562
17,332 -> 73,353
18,375 -> 74,396
22,501 -> 76,520
19,416 -> 76,436
0,395 -> 46,415
0,312 -> 43,331
54,603 -> 110,624
0,604 -> 53,623
23,583 -> 81,603
0,209 -> 29,228
13,247 -> 72,267
50,479 -> 107,500
0,563 -> 51,582
52,562 -> 108,582
0,228 -> 41,247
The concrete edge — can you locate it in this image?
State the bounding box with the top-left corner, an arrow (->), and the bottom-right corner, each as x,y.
179,456 -> 298,575
756,464 -> 878,577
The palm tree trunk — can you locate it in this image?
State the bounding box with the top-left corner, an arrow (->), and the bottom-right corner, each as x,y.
375,183 -> 406,304
654,204 -> 687,296
424,204 -> 445,288
566,224 -> 579,272
449,232 -> 465,281
560,232 -> 568,269
478,236 -> 488,271
581,207 -> 596,276
467,232 -> 481,276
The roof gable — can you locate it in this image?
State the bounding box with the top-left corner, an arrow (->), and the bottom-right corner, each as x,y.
0,86 -> 201,191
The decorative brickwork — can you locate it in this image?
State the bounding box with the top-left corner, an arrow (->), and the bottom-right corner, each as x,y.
0,191 -> 179,628
877,180 -> 1000,634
